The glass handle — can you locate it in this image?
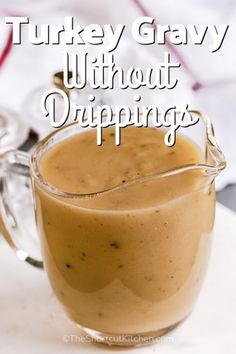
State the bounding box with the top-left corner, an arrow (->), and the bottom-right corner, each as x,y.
0,150 -> 43,268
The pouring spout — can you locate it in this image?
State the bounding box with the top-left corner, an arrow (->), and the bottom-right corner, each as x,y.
203,112 -> 226,177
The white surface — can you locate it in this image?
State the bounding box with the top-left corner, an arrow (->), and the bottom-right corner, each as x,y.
0,202 -> 235,354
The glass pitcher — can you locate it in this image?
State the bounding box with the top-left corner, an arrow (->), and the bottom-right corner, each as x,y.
0,111 -> 226,346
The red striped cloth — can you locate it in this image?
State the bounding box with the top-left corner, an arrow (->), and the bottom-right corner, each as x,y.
0,14 -> 13,68
131,0 -> 202,90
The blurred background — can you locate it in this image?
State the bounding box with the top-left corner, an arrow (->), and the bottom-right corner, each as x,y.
0,0 -> 235,209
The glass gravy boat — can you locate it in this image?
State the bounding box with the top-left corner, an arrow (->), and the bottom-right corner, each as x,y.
0,111 -> 226,346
